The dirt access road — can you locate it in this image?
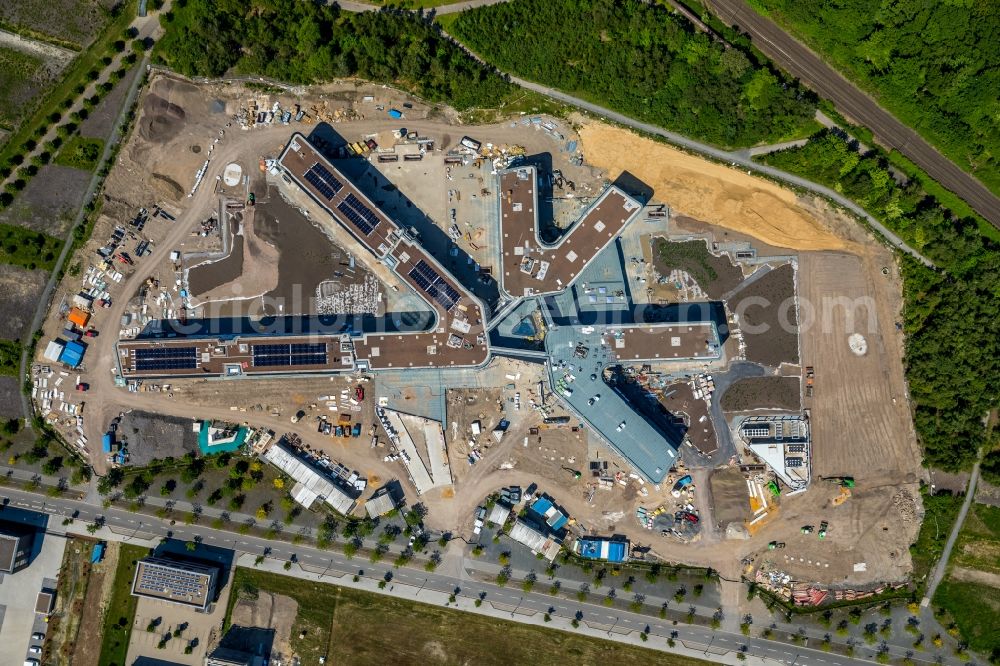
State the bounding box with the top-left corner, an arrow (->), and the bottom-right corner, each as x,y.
80,130 -> 298,472
703,0 -> 1000,230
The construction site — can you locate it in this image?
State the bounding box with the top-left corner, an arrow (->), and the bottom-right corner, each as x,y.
31,72 -> 925,603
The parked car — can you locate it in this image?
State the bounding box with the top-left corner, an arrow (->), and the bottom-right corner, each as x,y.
616,421 -> 626,432
31,633 -> 44,641
588,394 -> 600,406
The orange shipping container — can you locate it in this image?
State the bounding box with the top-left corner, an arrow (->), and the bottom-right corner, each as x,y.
68,307 -> 90,328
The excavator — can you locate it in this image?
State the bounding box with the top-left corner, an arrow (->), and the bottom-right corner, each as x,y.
822,477 -> 855,507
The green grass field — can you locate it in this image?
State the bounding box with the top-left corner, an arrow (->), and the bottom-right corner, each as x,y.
0,46 -> 56,128
909,489 -> 964,583
97,543 -> 149,666
54,135 -> 103,171
227,568 -> 715,666
933,503 -> 1000,659
0,0 -> 134,162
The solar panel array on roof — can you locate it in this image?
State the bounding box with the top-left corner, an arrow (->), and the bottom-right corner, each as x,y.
134,346 -> 198,371
251,342 -> 327,367
304,163 -> 344,200
337,193 -> 382,236
409,259 -> 461,312
137,563 -> 206,598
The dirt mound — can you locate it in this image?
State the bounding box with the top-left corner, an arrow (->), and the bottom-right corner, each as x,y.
150,172 -> 184,201
578,120 -> 845,251
720,376 -> 801,412
141,93 -> 186,143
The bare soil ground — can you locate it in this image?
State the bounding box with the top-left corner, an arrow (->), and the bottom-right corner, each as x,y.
799,252 -> 919,484
0,376 -> 20,418
649,237 -> 744,300
577,120 -> 845,251
0,0 -> 116,49
229,590 -> 297,662
0,163 -> 90,236
0,263 -> 47,339
742,249 -> 924,585
73,539 -> 119,666
116,410 -> 200,464
659,382 -> 716,455
709,466 -> 750,528
44,535 -> 96,666
80,62 -> 141,139
720,376 -> 800,412
729,263 -> 799,366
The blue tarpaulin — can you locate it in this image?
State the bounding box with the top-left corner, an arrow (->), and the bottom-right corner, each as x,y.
60,340 -> 86,368
388,109 -> 403,119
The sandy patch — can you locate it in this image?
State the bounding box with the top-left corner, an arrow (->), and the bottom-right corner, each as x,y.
230,590 -> 297,660
950,566 -> 1000,589
577,121 -> 845,251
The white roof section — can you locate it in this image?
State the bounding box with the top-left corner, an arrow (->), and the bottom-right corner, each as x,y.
264,441 -> 356,515
508,520 -> 561,561
365,492 -> 396,518
43,340 -> 65,362
488,503 -> 512,526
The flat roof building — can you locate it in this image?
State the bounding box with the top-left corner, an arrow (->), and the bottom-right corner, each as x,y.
364,490 -> 397,519
35,588 -> 55,615
508,520 -> 562,561
575,537 -> 629,563
131,557 -> 220,612
263,440 -> 357,515
0,521 -> 36,573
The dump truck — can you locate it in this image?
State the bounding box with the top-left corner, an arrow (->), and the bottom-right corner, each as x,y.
818,520 -> 829,539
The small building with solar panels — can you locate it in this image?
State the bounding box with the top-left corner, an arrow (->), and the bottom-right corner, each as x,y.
131,556 -> 220,611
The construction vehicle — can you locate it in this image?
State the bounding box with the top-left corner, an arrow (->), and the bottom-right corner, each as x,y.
805,366 -> 815,397
247,192 -> 255,206
831,486 -> 852,506
818,520 -> 829,539
822,476 -> 855,488
355,385 -> 364,402
800,525 -> 813,534
767,541 -> 785,550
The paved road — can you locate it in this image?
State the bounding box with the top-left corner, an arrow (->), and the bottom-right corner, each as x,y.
702,0 -> 1000,229
0,484 -> 966,666
921,454 -> 982,606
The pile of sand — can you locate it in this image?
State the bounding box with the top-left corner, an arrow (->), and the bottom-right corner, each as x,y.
578,121 -> 845,251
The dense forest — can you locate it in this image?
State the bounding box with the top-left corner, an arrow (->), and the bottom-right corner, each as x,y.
154,0 -> 512,110
450,0 -> 816,148
750,0 -> 1000,197
759,131 -> 1000,470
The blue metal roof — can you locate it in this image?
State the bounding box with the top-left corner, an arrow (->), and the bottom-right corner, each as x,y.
60,340 -> 86,368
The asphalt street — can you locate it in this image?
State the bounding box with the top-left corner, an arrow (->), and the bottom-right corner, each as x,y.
703,0 -> 1000,229
0,485 -> 975,666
